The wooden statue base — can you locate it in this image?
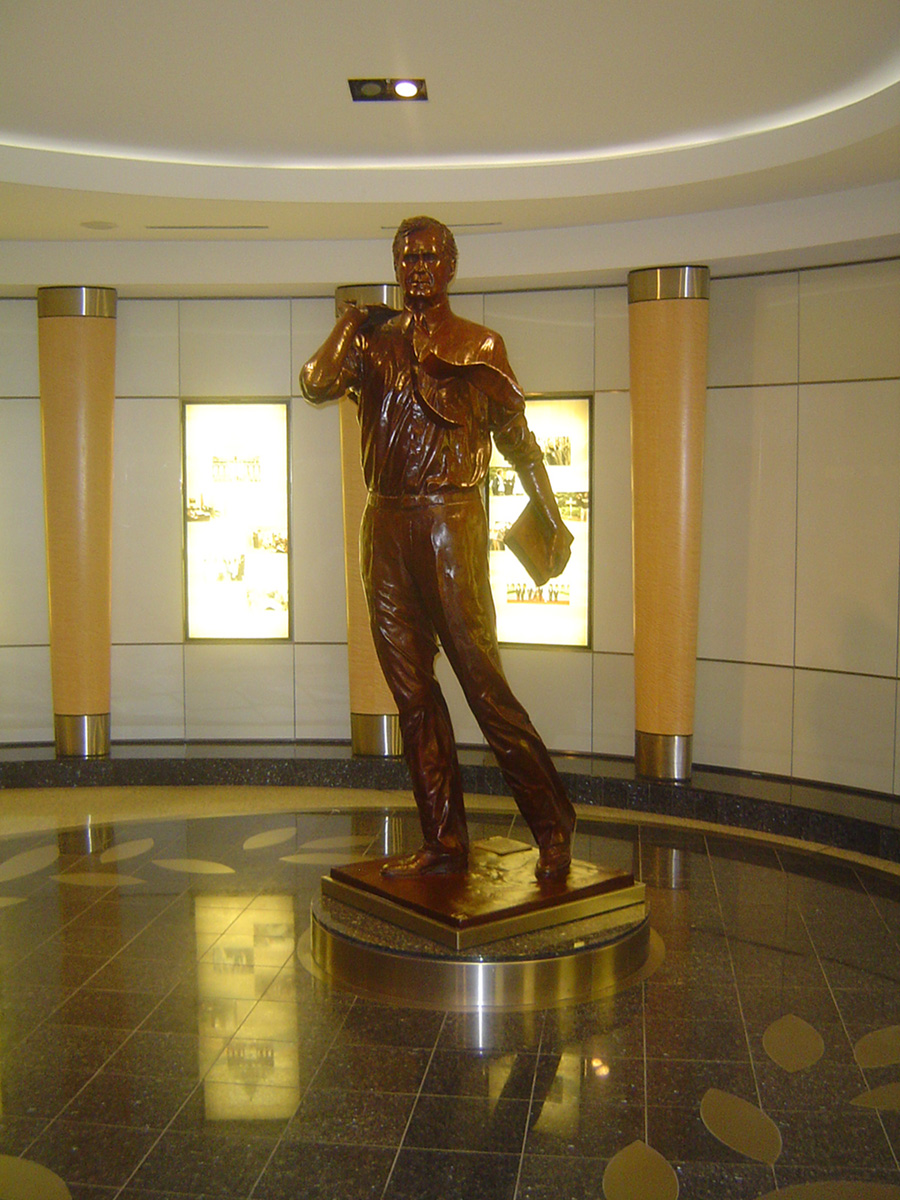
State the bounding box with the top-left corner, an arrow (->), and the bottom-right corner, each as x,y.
323,836 -> 644,950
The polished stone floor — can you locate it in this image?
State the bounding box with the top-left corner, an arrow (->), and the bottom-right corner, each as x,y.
0,785 -> 898,1199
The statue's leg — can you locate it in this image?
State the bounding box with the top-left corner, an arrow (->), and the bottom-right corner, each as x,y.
422,499 -> 575,877
360,502 -> 468,868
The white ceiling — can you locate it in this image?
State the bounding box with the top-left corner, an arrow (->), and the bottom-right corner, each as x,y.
1,0 -> 899,295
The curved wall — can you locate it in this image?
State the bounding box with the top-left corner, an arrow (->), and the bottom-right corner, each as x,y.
0,257 -> 898,812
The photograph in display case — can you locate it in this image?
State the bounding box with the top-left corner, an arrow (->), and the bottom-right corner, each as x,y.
488,395 -> 590,647
183,400 -> 290,639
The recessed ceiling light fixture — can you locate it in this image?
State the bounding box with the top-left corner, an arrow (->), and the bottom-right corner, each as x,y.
349,78 -> 427,102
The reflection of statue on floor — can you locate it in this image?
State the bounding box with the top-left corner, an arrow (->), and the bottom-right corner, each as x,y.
301,216 -> 575,881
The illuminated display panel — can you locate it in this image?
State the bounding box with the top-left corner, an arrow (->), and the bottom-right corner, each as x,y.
184,401 -> 290,640
488,396 -> 590,647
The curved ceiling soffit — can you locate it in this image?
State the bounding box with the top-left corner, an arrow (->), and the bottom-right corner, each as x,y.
1,74 -> 898,208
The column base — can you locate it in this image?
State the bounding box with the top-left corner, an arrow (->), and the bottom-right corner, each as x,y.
54,713 -> 110,758
635,731 -> 692,781
350,712 -> 403,757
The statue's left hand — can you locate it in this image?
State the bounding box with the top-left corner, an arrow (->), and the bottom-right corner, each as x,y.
546,520 -> 574,578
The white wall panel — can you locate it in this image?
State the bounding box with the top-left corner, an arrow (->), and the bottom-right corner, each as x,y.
116,300 -> 179,397
591,392 -> 633,653
694,659 -> 793,776
294,643 -> 350,741
796,380 -> 900,676
484,290 -> 594,394
793,669 -> 896,794
112,643 -> 185,740
698,386 -> 797,665
180,299 -> 291,397
592,652 -> 634,757
0,399 -> 48,645
0,300 -> 38,398
184,642 -> 294,740
799,259 -> 900,383
112,399 -> 184,644
502,647 -> 593,753
708,273 -> 798,387
290,398 -> 346,643
594,286 -> 630,392
0,646 -> 52,743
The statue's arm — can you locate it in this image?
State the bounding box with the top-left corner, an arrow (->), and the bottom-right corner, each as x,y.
299,306 -> 368,403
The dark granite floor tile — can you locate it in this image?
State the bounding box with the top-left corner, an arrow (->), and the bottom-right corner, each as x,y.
0,1114 -> 51,1154
524,1100 -> 645,1158
737,981 -> 841,1027
644,980 -> 740,1023
251,1139 -> 394,1200
62,1069 -> 196,1129
335,1000 -> 444,1049
671,1159 -> 776,1198
541,1003 -> 644,1060
646,1103 -> 750,1164
644,1013 -> 750,1062
728,943 -> 827,989
754,1059 -> 867,1111
127,1127 -> 278,1196
26,1117 -> 161,1188
88,955 -> 191,995
515,1153 -> 608,1199
421,1049 -> 538,1099
65,1186 -> 121,1199
647,1058 -> 758,1108
383,1147 -> 520,1200
46,987 -> 161,1030
772,1106 -> 896,1169
140,987 -> 206,1035
439,1008 -> 544,1052
11,1023 -> 130,1076
104,1030 -> 210,1081
835,987 -> 900,1032
0,1068 -> 94,1120
283,1086 -> 413,1146
13,950 -> 110,991
534,1053 -> 644,1108
404,1093 -> 529,1153
312,1043 -> 432,1093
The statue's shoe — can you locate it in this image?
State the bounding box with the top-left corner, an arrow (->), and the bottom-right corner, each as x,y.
535,839 -> 571,881
381,846 -> 468,877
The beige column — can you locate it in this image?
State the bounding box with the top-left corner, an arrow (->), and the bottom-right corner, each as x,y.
334,284 -> 403,756
628,266 -> 709,780
37,286 -> 117,757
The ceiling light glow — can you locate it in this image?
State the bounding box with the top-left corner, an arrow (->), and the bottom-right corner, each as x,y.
393,80 -> 419,99
348,78 -> 427,103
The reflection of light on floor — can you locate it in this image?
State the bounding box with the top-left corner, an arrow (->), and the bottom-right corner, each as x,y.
195,895 -> 299,1121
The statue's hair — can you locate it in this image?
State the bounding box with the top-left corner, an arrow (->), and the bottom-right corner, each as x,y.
392,216 -> 458,272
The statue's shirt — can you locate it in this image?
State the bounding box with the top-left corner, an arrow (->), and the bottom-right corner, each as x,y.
343,307 -> 542,496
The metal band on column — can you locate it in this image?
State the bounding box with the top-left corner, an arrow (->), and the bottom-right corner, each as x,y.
335,284 -> 403,757
628,266 -> 709,780
38,286 -> 117,758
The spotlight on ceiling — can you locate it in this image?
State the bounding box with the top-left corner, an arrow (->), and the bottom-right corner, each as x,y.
349,78 -> 427,102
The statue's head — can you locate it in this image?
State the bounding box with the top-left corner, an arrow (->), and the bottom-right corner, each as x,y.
393,216 -> 458,303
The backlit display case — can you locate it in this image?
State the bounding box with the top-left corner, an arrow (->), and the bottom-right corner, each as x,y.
488,395 -> 591,647
183,400 -> 290,639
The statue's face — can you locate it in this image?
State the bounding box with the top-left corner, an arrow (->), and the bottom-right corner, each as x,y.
395,227 -> 455,303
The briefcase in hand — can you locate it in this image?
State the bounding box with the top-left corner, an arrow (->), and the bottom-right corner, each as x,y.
503,501 -> 573,587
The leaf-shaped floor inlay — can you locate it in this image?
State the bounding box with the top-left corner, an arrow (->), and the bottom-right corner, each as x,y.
100,838 -> 155,863
756,1183 -> 900,1198
0,1152 -> 72,1198
700,1087 -> 782,1164
763,1013 -> 825,1073
51,872 -> 143,887
243,827 -> 296,851
602,1139 -> 678,1200
850,1082 -> 900,1110
298,835 -> 373,852
0,843 -> 58,883
0,897 -> 24,909
854,1025 -> 900,1069
152,858 -> 235,875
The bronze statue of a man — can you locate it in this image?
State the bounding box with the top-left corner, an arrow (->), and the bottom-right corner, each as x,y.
301,216 -> 575,880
